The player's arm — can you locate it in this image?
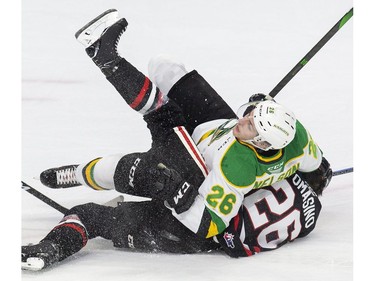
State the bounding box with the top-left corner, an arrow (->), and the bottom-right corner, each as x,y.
154,163 -> 246,238
298,157 -> 332,195
295,122 -> 332,195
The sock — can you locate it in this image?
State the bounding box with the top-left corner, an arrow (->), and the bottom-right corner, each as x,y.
76,154 -> 124,190
107,58 -> 168,115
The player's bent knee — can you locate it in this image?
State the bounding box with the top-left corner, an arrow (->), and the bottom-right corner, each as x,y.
148,54 -> 188,95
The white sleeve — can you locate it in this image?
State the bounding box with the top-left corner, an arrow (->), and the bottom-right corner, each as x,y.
298,132 -> 323,172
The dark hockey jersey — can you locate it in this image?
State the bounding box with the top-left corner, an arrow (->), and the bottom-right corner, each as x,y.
216,172 -> 321,257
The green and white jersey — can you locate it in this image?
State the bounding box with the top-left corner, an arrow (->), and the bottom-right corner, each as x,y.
170,118 -> 323,238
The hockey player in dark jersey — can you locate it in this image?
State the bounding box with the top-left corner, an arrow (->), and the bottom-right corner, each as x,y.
22,9 -> 332,270
22,171 -> 322,270
216,172 -> 322,257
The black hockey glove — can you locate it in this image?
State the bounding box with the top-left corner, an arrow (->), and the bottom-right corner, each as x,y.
155,163 -> 198,214
298,157 -> 333,196
248,93 -> 274,103
243,93 -> 275,116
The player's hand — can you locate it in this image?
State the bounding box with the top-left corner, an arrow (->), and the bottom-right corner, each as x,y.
298,157 -> 333,196
242,93 -> 275,116
155,163 -> 198,214
248,93 -> 274,103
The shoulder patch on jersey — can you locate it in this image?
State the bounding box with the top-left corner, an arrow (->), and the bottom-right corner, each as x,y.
220,142 -> 257,187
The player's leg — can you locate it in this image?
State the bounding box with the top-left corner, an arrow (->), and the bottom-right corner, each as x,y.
76,10 -> 235,133
99,123 -> 207,197
38,120 -> 202,194
39,154 -> 124,190
75,10 -> 191,152
85,124 -> 206,198
148,54 -> 189,96
22,203 -> 115,271
76,10 -> 168,116
39,151 -> 161,196
111,200 -> 219,254
38,120 -> 201,194
112,126 -> 208,198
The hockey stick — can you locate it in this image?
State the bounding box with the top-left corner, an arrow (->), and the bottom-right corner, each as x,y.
332,167 -> 353,177
22,181 -> 125,213
268,8 -> 353,98
21,181 -> 68,214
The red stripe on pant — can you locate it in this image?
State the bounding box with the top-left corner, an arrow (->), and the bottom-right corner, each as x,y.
130,77 -> 150,109
176,126 -> 209,176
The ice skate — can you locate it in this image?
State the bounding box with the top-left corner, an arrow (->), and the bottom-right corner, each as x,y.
75,9 -> 120,47
21,241 -> 60,271
75,9 -> 128,76
40,165 -> 81,189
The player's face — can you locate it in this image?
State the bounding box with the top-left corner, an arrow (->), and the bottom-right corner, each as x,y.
233,110 -> 258,140
233,110 -> 271,150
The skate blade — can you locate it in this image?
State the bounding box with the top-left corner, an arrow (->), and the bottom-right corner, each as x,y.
22,257 -> 45,271
75,9 -> 120,47
103,195 -> 124,207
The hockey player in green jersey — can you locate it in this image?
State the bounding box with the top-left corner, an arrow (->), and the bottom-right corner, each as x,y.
172,97 -> 328,237
38,10 -> 332,239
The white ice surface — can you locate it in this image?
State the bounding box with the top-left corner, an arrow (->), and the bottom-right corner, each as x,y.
17,0 -> 358,280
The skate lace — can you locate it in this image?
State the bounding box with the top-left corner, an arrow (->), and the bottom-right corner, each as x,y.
56,167 -> 79,185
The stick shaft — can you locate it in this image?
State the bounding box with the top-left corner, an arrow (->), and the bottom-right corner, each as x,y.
269,8 -> 353,98
21,181 -> 68,214
332,167 -> 353,177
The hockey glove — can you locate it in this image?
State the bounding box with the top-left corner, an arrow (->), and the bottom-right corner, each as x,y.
155,163 -> 198,214
298,157 -> 333,196
243,93 -> 275,116
248,93 -> 274,103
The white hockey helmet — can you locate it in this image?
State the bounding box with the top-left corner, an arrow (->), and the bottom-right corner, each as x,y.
237,100 -> 297,150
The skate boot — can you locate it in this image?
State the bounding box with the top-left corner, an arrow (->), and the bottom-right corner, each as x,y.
75,9 -> 128,76
21,240 -> 60,271
40,165 -> 81,189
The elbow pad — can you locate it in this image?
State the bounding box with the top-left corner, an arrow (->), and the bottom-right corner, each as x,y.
298,157 -> 332,196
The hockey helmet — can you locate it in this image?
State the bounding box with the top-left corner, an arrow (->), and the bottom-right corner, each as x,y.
237,100 -> 297,150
